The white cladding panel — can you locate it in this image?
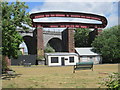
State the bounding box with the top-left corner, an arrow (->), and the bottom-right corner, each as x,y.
80,56 -> 101,64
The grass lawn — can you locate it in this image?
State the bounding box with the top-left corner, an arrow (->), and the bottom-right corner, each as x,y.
2,64 -> 118,88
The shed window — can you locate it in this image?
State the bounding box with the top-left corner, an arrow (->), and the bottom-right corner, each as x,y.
69,57 -> 74,63
90,56 -> 93,59
65,58 -> 68,60
51,57 -> 58,63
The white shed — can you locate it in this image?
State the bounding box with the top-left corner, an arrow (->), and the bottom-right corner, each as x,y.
45,53 -> 79,66
75,48 -> 102,64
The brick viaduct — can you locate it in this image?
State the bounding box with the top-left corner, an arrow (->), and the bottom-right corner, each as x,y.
18,28 -> 75,54
18,11 -> 107,57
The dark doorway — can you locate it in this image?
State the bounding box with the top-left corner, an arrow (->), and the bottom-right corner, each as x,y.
61,57 -> 65,66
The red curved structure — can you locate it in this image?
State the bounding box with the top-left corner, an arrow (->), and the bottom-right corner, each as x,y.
30,11 -> 107,28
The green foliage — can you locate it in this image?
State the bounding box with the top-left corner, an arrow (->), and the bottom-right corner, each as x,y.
17,50 -> 22,56
44,44 -> 55,53
74,28 -> 91,47
92,25 -> 120,63
1,1 -> 31,72
2,1 -> 31,59
37,55 -> 44,60
102,72 -> 120,89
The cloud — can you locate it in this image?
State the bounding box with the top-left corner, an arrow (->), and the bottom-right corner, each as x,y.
30,1 -> 118,28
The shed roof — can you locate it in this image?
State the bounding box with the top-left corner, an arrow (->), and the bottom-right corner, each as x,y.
75,48 -> 99,56
45,52 -> 78,56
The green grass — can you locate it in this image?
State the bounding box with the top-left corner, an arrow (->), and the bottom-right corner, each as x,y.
2,64 -> 118,88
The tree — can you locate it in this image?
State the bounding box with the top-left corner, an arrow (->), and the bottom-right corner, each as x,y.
92,25 -> 120,63
2,1 -> 31,58
74,28 -> 91,47
2,1 -> 31,70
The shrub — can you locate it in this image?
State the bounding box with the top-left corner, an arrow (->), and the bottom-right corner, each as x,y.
17,50 -> 23,56
102,72 -> 120,89
44,44 -> 55,53
37,55 -> 44,60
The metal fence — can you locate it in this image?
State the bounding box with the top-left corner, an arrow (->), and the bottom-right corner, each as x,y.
11,55 -> 37,65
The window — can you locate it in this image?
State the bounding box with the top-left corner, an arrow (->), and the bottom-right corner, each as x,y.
51,57 -> 58,63
69,57 -> 74,63
65,58 -> 68,60
89,56 -> 94,62
90,56 -> 93,59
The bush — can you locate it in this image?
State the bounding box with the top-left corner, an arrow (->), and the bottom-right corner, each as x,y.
44,44 -> 55,53
37,55 -> 44,60
102,72 -> 120,89
17,50 -> 23,56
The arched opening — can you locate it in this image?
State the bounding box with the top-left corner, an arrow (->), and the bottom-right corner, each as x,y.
19,41 -> 28,55
47,38 -> 62,52
23,36 -> 36,54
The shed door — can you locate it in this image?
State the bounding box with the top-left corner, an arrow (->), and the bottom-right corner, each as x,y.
61,57 -> 65,66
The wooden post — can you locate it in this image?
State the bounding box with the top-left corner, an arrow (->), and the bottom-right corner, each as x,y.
73,65 -> 75,73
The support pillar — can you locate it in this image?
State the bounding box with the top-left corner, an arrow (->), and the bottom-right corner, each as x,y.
68,28 -> 75,52
94,28 -> 98,35
88,28 -> 99,45
62,28 -> 75,53
36,27 -> 44,57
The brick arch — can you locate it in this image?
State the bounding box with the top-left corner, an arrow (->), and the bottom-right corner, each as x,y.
43,31 -> 62,47
19,41 -> 28,55
46,37 -> 62,52
23,36 -> 36,54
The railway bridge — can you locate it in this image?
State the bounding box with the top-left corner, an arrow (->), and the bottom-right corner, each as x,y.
19,11 -> 107,56
18,29 -> 63,54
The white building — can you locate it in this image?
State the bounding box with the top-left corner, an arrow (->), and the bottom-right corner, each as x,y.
45,53 -> 79,66
75,48 -> 102,64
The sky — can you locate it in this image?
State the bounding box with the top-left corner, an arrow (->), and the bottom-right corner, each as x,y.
28,1 -> 119,28
8,0 -> 119,29
8,0 -> 119,52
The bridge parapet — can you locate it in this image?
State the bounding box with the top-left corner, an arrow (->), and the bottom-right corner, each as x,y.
19,33 -> 33,37
17,29 -> 33,37
43,30 -> 61,35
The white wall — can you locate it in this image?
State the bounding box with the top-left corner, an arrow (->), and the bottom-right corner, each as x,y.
93,56 -> 102,64
64,56 -> 78,66
47,55 -> 78,66
80,55 -> 101,64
